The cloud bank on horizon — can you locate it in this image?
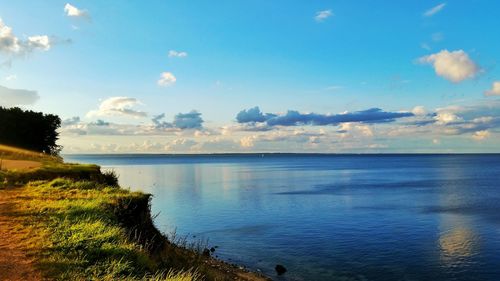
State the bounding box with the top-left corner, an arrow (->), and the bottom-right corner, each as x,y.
0,1 -> 499,153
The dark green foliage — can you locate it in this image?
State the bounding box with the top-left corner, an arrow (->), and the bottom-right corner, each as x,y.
0,106 -> 61,155
0,163 -> 118,186
101,169 -> 119,186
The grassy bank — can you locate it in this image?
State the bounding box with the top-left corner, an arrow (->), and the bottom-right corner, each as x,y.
0,146 -> 269,281
15,178 -> 197,280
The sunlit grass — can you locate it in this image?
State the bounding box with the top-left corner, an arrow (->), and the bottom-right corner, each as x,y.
0,144 -> 59,162
16,178 -> 199,281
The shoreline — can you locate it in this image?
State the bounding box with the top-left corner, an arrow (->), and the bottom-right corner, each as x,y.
0,153 -> 272,281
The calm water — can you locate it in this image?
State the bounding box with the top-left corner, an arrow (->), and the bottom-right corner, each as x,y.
64,154 -> 500,281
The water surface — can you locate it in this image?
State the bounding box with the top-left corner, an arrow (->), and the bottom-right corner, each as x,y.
64,154 -> 500,281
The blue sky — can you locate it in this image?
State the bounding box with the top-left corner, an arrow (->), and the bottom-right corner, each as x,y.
1,1 -> 499,153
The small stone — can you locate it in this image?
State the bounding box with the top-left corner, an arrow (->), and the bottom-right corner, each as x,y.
210,247 -> 216,252
275,264 -> 287,275
202,248 -> 211,257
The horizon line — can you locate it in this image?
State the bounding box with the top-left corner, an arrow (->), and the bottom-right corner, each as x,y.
63,152 -> 500,156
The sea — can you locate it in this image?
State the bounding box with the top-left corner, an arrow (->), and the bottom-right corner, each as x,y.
64,154 -> 500,281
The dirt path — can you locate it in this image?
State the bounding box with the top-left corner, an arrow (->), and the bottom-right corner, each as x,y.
0,159 -> 41,171
0,188 -> 43,281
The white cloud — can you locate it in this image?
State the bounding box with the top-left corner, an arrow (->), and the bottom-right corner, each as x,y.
423,3 -> 446,17
67,139 -> 194,154
27,35 -> 51,51
0,18 -> 51,55
434,111 -> 461,125
337,122 -> 374,138
0,19 -> 21,53
64,3 -> 90,18
0,85 -> 39,107
164,138 -> 197,152
86,97 -> 147,118
314,10 -> 333,22
485,81 -> 500,96
412,106 -> 427,116
472,130 -> 490,141
357,124 -> 374,137
60,98 -> 500,153
191,138 -> 240,152
240,136 -> 255,148
168,50 -> 188,58
157,72 -> 176,87
418,50 -> 480,83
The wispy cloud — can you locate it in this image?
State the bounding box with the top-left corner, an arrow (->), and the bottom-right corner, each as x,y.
431,32 -> 444,42
4,74 -> 16,81
423,3 -> 446,17
168,50 -> 188,58
325,85 -> 344,91
399,100 -> 500,140
0,85 -> 39,107
157,72 -> 177,87
421,43 -> 431,51
314,10 -> 333,22
418,49 -> 480,83
472,130 -> 490,141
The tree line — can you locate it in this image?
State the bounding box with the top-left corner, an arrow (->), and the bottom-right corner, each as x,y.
0,106 -> 61,155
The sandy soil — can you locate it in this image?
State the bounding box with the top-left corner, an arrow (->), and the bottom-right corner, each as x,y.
0,188 -> 43,281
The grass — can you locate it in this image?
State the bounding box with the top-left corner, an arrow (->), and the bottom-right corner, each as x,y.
1,160 -> 119,188
0,144 -> 60,162
15,178 -> 200,281
1,144 -> 116,187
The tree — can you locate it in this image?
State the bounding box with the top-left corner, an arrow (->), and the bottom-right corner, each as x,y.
0,107 -> 62,155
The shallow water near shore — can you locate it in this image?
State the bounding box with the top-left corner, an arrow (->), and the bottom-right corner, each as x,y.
64,154 -> 500,281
